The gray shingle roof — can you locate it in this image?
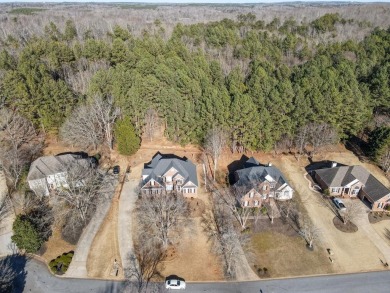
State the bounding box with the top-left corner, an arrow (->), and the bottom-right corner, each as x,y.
234,157 -> 290,192
314,165 -> 390,201
27,154 -> 88,181
142,154 -> 198,187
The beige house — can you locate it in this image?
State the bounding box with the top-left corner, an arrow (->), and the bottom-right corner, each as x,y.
234,157 -> 294,208
141,153 -> 198,196
313,164 -> 390,211
27,154 -> 94,196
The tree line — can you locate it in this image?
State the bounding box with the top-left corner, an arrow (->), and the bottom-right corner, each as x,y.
0,15 -> 389,159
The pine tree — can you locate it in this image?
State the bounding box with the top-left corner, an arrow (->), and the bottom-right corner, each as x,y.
11,215 -> 43,253
115,116 -> 141,156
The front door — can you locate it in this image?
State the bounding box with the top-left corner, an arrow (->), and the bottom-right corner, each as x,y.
344,188 -> 350,195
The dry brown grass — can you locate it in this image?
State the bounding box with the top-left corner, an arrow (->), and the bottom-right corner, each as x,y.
249,231 -> 334,278
40,227 -> 75,263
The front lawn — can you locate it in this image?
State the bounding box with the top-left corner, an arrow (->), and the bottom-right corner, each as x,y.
247,219 -> 334,278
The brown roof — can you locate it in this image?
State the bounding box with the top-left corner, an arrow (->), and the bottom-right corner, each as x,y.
315,165 -> 390,202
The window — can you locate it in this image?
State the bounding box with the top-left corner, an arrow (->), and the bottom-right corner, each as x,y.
352,186 -> 360,195
284,191 -> 289,197
249,191 -> 254,198
331,187 -> 339,193
263,185 -> 267,191
254,200 -> 259,206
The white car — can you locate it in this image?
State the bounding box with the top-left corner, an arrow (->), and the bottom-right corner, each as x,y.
333,198 -> 346,211
165,279 -> 186,290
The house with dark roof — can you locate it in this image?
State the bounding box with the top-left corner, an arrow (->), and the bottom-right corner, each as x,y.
233,157 -> 294,208
313,163 -> 390,211
27,154 -> 93,196
141,153 -> 198,196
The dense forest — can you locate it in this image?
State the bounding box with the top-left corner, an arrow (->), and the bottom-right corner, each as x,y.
0,7 -> 389,171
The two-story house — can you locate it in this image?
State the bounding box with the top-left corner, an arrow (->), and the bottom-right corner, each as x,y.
234,157 -> 294,208
27,154 -> 94,196
141,153 -> 198,196
313,163 -> 390,211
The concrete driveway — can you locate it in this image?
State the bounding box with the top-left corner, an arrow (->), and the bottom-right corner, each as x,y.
118,177 -> 138,272
279,156 -> 385,273
352,201 -> 390,264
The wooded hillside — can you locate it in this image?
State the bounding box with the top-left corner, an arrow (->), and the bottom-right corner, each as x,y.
0,3 -> 389,159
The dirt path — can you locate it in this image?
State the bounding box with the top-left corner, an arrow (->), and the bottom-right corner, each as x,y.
276,155 -> 385,273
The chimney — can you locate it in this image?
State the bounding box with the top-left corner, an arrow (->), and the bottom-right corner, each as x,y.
268,162 -> 272,167
331,162 -> 337,168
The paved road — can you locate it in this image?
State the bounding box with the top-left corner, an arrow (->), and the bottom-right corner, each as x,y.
23,259 -> 390,293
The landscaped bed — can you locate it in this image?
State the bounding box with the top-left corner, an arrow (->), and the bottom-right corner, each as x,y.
332,217 -> 358,233
368,212 -> 390,224
49,251 -> 74,275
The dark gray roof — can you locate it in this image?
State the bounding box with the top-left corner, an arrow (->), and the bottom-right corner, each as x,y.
234,157 -> 290,193
142,154 -> 198,187
27,154 -> 88,181
314,165 -> 390,201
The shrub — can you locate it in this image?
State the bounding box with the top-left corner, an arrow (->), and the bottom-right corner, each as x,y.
49,251 -> 74,274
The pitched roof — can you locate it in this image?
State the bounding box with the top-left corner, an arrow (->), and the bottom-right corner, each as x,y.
142,153 -> 198,187
27,154 -> 89,181
234,157 -> 290,193
314,165 -> 390,201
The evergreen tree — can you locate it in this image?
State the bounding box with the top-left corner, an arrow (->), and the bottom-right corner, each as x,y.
115,116 -> 141,155
11,215 -> 43,253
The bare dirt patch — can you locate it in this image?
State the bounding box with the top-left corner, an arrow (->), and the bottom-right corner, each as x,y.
333,217 -> 358,233
40,227 -> 75,263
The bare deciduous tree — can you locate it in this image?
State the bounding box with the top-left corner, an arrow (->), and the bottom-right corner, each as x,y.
202,192 -> 246,278
124,237 -> 164,293
137,192 -> 188,248
294,122 -> 339,160
52,160 -> 114,232
299,216 -> 321,249
144,108 -> 160,142
60,96 -> 120,150
213,186 -> 251,231
378,146 -> 390,173
0,109 -> 43,191
340,200 -> 364,225
263,201 -> 276,224
204,127 -> 227,181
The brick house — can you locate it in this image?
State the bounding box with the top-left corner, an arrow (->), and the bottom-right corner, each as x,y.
141,153 -> 198,196
233,157 -> 294,208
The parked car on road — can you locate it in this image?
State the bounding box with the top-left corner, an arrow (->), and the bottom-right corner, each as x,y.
333,198 -> 346,211
165,279 -> 186,290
